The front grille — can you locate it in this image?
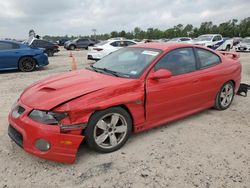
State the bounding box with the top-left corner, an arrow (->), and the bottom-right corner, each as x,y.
8,125 -> 23,148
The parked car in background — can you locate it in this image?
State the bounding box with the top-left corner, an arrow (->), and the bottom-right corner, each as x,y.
0,40 -> 49,72
29,39 -> 60,57
8,43 -> 241,163
167,37 -> 192,43
87,39 -> 137,61
56,38 -> 69,46
235,37 -> 250,52
232,37 -> 243,46
64,38 -> 97,50
193,34 -> 233,51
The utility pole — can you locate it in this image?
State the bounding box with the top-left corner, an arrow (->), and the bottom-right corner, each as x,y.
92,29 -> 97,40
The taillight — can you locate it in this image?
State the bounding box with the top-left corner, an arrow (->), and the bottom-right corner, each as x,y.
93,48 -> 103,51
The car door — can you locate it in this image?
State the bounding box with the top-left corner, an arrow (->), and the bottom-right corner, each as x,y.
193,47 -> 223,103
0,41 -> 20,70
77,39 -> 88,48
211,35 -> 223,50
145,47 -> 205,126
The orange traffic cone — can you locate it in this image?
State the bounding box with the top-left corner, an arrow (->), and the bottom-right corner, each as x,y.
71,56 -> 77,71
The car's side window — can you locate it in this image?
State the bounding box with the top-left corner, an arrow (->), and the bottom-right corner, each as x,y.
213,36 -> 222,42
118,41 -> 126,47
196,48 -> 221,68
180,38 -> 190,41
125,41 -> 136,46
155,48 -> 196,76
0,42 -> 18,50
110,41 -> 118,47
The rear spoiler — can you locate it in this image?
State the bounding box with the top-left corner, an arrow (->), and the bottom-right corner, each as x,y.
218,51 -> 240,60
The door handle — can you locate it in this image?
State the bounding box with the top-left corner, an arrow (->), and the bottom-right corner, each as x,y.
193,79 -> 199,83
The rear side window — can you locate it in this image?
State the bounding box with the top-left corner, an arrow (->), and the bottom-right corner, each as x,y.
155,47 -> 196,76
180,38 -> 190,41
78,39 -> 88,42
125,41 -> 136,46
0,42 -> 19,50
196,48 -> 221,68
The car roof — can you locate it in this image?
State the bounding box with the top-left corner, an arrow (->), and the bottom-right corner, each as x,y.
131,42 -> 195,51
107,39 -> 135,43
200,34 -> 221,37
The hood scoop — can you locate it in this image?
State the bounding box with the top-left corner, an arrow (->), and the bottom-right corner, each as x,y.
39,87 -> 57,92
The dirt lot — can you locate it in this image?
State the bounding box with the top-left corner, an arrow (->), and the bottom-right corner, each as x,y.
0,47 -> 249,188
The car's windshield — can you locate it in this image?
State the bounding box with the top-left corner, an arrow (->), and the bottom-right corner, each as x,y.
91,47 -> 162,78
195,35 -> 213,41
242,38 -> 250,43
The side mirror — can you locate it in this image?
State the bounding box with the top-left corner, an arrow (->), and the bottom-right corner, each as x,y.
149,69 -> 172,80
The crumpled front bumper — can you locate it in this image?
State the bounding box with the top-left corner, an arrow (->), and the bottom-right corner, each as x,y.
8,103 -> 84,164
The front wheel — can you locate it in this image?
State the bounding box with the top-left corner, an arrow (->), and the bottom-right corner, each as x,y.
214,81 -> 235,110
18,57 -> 36,72
85,107 -> 132,153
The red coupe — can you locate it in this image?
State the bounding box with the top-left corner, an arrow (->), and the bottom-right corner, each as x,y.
8,43 -> 241,163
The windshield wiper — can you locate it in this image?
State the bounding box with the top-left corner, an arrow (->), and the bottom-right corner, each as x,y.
90,65 -> 129,78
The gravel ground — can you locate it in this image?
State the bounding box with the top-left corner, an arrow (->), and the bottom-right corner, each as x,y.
0,47 -> 249,188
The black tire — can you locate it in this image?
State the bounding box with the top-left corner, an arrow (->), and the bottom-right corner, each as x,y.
214,81 -> 235,110
85,107 -> 132,153
69,45 -> 76,50
226,45 -> 230,51
18,57 -> 36,72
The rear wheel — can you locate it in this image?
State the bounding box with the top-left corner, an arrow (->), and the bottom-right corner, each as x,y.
214,81 -> 234,110
18,57 -> 36,72
226,45 -> 231,51
69,45 -> 76,50
85,107 -> 132,153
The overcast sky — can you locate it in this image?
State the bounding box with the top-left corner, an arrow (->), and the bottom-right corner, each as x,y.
0,0 -> 249,39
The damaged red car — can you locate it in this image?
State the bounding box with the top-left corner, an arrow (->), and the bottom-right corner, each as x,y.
8,43 -> 241,163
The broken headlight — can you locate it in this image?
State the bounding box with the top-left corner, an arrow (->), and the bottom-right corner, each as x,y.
29,110 -> 67,125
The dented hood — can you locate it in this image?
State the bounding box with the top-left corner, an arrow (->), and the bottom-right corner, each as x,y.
20,69 -> 133,110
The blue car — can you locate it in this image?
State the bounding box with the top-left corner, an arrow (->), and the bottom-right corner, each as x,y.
0,40 -> 49,72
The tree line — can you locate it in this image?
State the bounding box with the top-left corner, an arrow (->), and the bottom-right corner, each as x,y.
43,17 -> 250,42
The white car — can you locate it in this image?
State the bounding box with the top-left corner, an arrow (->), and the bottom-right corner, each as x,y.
235,37 -> 250,52
193,34 -> 233,51
87,39 -> 137,60
167,37 -> 193,43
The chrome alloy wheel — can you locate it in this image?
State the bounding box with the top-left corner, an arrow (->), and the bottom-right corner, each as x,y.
220,83 -> 234,108
94,113 -> 128,149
